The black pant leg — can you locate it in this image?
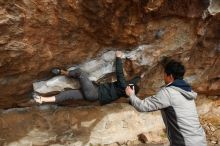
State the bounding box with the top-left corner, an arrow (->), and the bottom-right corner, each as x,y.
69,69 -> 99,101
55,90 -> 84,103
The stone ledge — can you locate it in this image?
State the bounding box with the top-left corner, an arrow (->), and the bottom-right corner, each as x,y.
0,103 -> 166,146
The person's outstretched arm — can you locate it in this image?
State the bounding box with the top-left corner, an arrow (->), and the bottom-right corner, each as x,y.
115,51 -> 127,89
125,87 -> 171,112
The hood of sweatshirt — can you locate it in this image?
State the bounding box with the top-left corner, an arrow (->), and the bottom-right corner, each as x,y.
167,79 -> 197,100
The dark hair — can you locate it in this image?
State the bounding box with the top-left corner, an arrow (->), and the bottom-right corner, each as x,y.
164,59 -> 185,80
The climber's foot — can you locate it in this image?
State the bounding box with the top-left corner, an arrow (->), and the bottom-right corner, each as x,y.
32,92 -> 43,104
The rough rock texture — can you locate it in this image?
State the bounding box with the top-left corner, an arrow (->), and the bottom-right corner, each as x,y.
0,103 -> 167,146
0,0 -> 220,145
0,0 -> 219,109
197,96 -> 220,146
0,98 -> 219,146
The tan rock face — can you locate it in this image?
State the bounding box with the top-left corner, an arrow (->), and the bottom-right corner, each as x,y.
0,103 -> 167,146
0,98 -> 219,146
0,0 -> 219,109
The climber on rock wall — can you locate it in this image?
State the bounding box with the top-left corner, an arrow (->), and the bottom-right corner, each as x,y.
33,51 -> 144,105
126,59 -> 207,146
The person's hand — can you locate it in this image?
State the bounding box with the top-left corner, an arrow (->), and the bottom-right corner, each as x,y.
125,86 -> 135,97
116,51 -> 123,58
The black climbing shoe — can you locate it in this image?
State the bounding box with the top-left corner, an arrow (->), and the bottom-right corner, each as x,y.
51,68 -> 61,76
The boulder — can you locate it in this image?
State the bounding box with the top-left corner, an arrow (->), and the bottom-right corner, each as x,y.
0,103 -> 167,146
0,0 -> 220,108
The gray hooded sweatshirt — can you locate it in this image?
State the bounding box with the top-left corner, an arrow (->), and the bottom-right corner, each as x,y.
129,80 -> 207,146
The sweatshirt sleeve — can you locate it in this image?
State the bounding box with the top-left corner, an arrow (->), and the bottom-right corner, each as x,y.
129,88 -> 171,112
115,57 -> 127,89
